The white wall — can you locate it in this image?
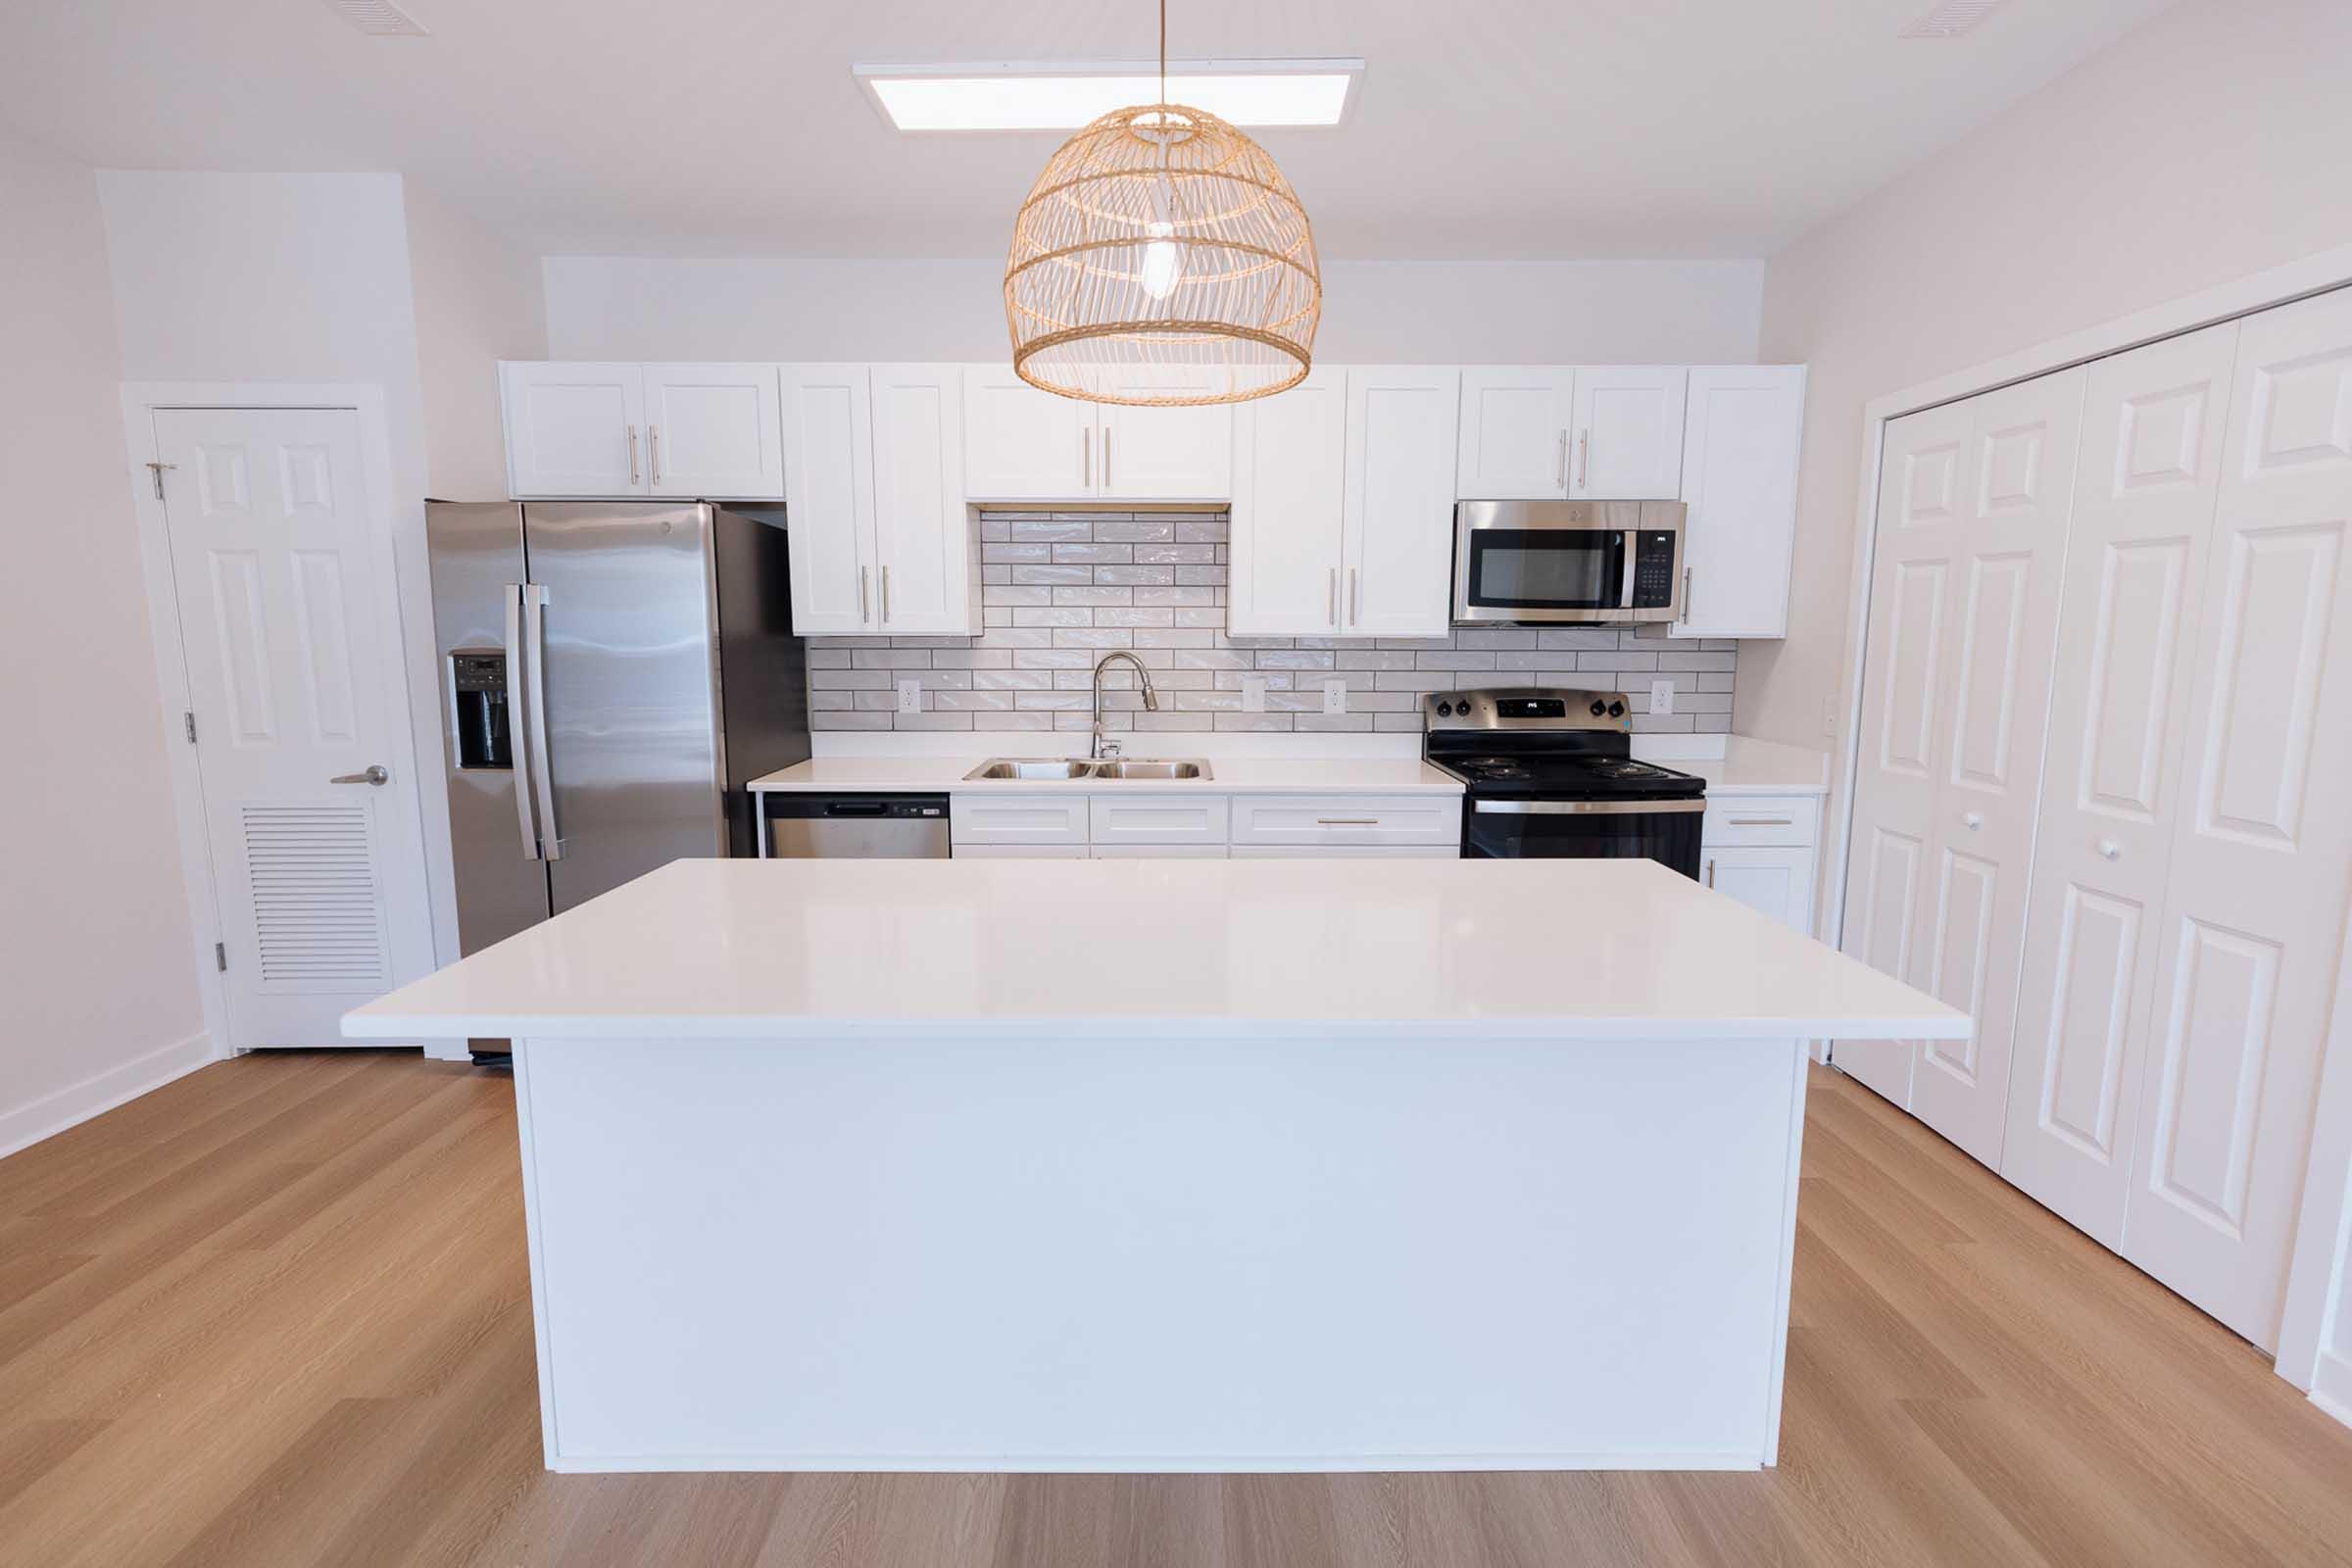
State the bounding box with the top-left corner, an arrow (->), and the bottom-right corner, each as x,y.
406,178 -> 548,500
1740,0 -> 2352,755
543,256 -> 1765,366
0,126 -> 206,1152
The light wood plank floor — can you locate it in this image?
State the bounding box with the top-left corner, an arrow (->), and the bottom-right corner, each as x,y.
2,1052 -> 2349,1566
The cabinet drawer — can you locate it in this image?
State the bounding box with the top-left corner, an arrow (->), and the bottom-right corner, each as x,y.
1091,843 -> 1229,858
1228,794 -> 1462,847
1231,844 -> 1459,858
1089,792 -> 1232,846
1701,794 -> 1818,848
953,842 -> 1089,858
950,793 -> 1090,846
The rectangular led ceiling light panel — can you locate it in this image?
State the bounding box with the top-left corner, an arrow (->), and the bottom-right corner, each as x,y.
855,60 -> 1363,131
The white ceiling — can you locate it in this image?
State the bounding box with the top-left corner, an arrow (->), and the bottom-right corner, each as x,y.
1,0 -> 2178,260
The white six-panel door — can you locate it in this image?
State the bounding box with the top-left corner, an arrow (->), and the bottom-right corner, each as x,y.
1839,401 -> 1973,1110
1902,370 -> 2085,1167
2117,289 -> 2352,1348
155,408 -> 433,1048
2000,322 -> 2241,1249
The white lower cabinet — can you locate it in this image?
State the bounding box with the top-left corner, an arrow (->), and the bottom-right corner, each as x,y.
1231,845 -> 1457,859
1089,793 -> 1232,849
1701,846 -> 1814,932
1092,844 -> 1229,859
955,844 -> 1089,859
949,793 -> 1089,849
1227,794 -> 1462,850
953,789 -> 1463,858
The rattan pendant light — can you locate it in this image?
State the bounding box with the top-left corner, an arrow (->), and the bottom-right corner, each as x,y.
1003,0 -> 1323,406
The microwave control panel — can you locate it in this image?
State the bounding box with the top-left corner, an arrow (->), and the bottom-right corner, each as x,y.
1630,531 -> 1679,611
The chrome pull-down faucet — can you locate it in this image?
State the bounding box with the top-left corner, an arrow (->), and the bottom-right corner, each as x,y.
1090,651 -> 1160,760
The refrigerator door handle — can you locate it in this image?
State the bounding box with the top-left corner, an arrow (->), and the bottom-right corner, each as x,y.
521,583 -> 564,860
505,584 -> 542,860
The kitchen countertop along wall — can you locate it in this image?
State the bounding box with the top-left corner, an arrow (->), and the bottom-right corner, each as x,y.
810,510 -> 1740,737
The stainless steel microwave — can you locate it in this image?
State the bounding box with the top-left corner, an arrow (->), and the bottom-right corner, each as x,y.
1451,501 -> 1687,625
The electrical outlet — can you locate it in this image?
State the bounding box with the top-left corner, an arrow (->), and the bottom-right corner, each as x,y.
896,677 -> 923,715
1649,678 -> 1675,716
1241,674 -> 1267,712
1322,677 -> 1348,716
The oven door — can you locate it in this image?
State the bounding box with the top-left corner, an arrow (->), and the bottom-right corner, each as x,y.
1463,798 -> 1704,879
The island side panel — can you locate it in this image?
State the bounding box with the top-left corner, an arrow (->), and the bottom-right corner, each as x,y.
512,1031 -> 1808,1472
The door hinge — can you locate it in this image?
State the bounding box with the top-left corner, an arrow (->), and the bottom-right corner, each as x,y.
147,460 -> 176,500
184,710 -> 198,744
215,942 -> 228,972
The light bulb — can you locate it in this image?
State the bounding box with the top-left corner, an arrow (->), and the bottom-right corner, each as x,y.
1140,221 -> 1181,302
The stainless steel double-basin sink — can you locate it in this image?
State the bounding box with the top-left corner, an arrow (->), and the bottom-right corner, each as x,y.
962,758 -> 1212,781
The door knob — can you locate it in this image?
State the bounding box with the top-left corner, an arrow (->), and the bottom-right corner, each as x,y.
2097,838 -> 2121,860
331,765 -> 389,786
1961,811 -> 1984,831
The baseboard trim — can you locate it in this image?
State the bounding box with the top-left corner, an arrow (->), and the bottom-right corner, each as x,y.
0,1029 -> 218,1159
546,1447 -> 1766,1474
2312,1351 -> 2352,1432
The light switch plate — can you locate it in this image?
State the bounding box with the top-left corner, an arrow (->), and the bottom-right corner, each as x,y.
1649,678 -> 1675,716
1241,674 -> 1268,713
1322,677 -> 1348,716
896,677 -> 923,715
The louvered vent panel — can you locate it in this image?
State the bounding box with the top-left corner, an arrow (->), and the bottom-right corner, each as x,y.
240,804 -> 390,991
321,0 -> 430,37
1899,0 -> 2009,37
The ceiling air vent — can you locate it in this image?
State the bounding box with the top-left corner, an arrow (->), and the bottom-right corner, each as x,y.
1899,0 -> 2009,37
323,0 -> 430,37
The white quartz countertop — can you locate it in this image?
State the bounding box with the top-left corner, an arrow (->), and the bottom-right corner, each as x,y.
1664,736 -> 1831,797
345,857 -> 1964,1044
748,756 -> 1464,795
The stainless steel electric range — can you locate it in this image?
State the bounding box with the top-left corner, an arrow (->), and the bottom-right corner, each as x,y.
1422,686 -> 1708,877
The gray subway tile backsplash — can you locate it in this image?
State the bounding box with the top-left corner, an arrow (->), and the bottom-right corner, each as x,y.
808,511 -> 1739,734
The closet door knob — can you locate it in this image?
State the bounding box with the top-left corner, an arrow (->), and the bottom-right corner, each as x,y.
2097,839 -> 2122,860
1962,811 -> 1984,831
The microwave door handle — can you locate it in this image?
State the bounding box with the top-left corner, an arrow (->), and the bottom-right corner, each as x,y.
1619,531 -> 1637,613
505,585 -> 542,860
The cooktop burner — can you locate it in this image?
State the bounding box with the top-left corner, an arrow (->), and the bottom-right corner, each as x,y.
1420,686 -> 1708,803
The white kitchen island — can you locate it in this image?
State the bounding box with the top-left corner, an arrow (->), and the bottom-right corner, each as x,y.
345,856 -> 1964,1474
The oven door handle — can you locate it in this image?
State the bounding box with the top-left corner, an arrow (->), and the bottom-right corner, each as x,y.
1471,798 -> 1707,815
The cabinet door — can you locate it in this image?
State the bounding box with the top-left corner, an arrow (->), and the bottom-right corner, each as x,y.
869,365 -> 973,634
778,365 -> 877,636
1456,368 -> 1574,498
501,362 -> 646,497
1095,370 -> 1235,500
1570,367 -> 1687,500
642,363 -> 784,499
1901,370 -> 2084,1170
1229,369 -> 1346,636
2117,289 -> 2352,1350
1673,367 -> 1807,638
962,365 -> 1094,500
1702,845 -> 1814,934
2000,323 -> 2238,1251
1345,367 -> 1459,636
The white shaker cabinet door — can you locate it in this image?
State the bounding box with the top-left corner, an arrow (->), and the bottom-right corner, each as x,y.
642,363 -> 785,499
1344,367 -> 1460,637
2000,322 -> 2239,1251
1673,367 -> 1807,639
1456,368 -> 1575,499
779,365 -> 878,636
868,365 -> 973,634
501,362 -> 646,498
1901,369 -> 2085,1171
2116,289 -> 2352,1351
1702,846 -> 1815,935
1569,366 -> 1687,500
962,365 -> 1095,500
1229,369 -> 1347,636
1094,369 -> 1235,501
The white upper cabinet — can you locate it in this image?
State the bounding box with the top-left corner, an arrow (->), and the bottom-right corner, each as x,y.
641,363 -> 784,499
1673,367 -> 1808,639
960,366 -> 1232,503
502,362 -> 785,500
501,362 -> 647,498
1344,367 -> 1460,637
1570,366 -> 1687,500
1094,370 -> 1235,502
961,366 -> 1093,500
778,365 -> 878,637
867,365 -> 972,634
1456,368 -> 1576,498
1229,370 -> 1348,636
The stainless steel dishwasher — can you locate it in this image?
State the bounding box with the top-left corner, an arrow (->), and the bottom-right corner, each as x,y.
762,794 -> 950,858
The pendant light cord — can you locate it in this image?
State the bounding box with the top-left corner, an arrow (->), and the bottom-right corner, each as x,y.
1158,0 -> 1167,107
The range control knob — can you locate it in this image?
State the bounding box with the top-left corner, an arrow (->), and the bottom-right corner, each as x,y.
1607,700 -> 1627,718
1589,699 -> 1608,717
1435,700 -> 1453,717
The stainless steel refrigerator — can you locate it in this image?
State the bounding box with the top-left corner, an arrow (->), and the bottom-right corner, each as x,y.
426,501 -> 808,956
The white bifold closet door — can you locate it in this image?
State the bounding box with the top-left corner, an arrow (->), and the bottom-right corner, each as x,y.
1839,371 -> 2084,1167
